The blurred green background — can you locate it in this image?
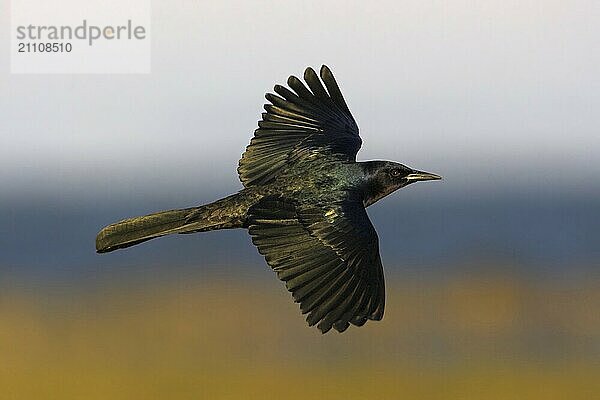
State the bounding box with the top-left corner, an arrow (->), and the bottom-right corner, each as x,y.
2,272 -> 600,399
2,0 -> 599,398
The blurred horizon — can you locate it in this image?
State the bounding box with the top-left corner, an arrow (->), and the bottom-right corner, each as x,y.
2,187 -> 599,282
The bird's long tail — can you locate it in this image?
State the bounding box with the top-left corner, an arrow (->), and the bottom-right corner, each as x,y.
95,193 -> 249,253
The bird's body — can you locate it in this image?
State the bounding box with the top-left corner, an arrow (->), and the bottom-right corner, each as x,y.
96,66 -> 440,333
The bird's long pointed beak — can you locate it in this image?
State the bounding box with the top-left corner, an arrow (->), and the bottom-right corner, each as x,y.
406,170 -> 442,182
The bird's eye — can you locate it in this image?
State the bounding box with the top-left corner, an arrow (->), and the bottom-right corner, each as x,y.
390,169 -> 402,177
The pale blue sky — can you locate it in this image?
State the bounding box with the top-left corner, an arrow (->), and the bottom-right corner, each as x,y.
2,0 -> 599,199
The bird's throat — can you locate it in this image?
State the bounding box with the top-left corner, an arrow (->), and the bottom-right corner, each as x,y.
363,179 -> 398,207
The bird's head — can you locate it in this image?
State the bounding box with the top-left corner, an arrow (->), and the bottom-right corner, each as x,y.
361,161 -> 441,207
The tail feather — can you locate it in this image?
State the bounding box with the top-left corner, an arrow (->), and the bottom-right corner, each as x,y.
96,192 -> 252,253
96,207 -> 205,253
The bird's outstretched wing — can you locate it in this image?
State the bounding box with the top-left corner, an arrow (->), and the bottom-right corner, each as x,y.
247,196 -> 385,333
238,65 -> 361,187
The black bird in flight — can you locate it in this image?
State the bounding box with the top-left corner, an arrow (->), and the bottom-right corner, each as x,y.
96,65 -> 441,333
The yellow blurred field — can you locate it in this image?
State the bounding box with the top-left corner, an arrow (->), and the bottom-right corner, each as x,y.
2,271 -> 599,399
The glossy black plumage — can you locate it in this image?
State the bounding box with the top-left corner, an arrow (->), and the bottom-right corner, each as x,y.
248,196 -> 383,332
96,65 -> 441,333
238,66 -> 361,187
